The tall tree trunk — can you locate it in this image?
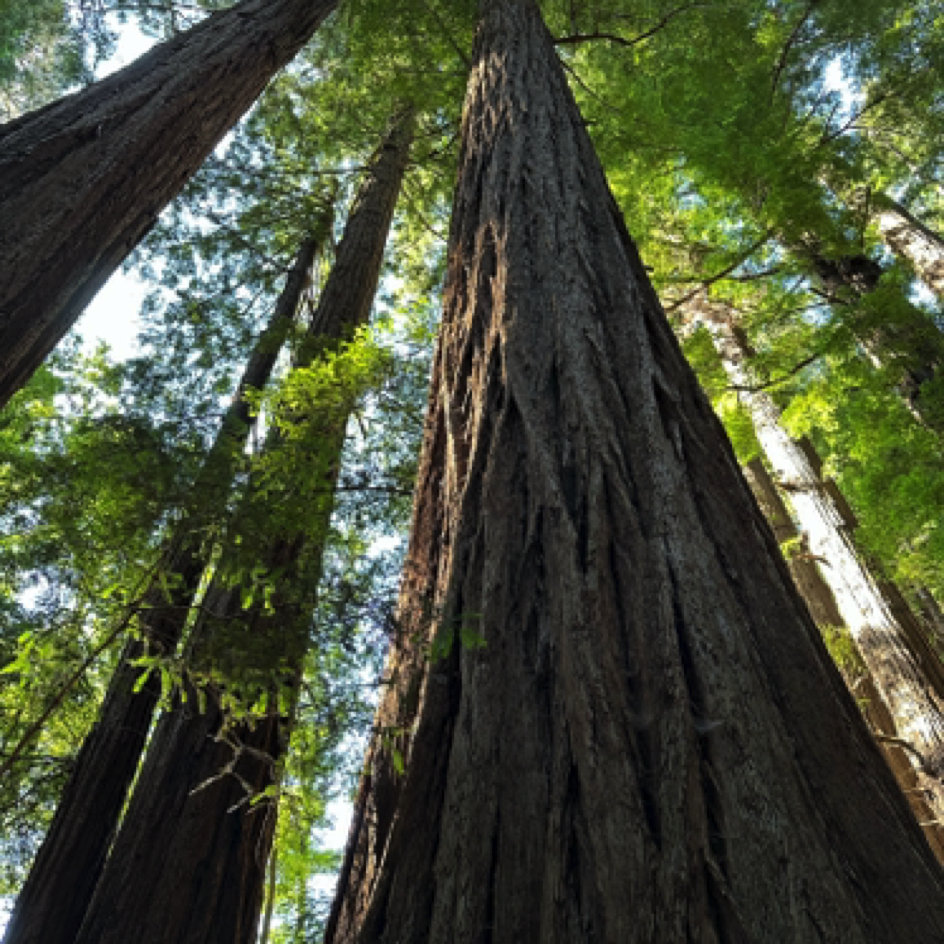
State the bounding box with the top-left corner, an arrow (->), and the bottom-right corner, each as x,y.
326,3 -> 944,941
0,0 -> 337,410
73,109 -> 414,944
1,230 -> 324,944
795,242 -> 943,431
873,196 -> 944,302
743,456 -> 944,861
696,296 -> 944,819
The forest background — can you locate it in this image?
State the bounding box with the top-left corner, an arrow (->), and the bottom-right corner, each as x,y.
0,0 -> 942,940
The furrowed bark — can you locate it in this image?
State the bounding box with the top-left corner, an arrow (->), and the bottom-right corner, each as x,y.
0,0 -> 338,409
327,3 -> 944,940
1,233 -> 323,944
744,456 -> 944,862
73,110 -> 414,944
697,296 -> 944,823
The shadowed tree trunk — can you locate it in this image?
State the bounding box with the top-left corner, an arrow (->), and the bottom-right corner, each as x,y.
873,196 -> 944,302
73,109 -> 414,944
326,3 -> 944,941
795,242 -> 943,431
1,228 -> 327,944
696,295 -> 944,822
743,456 -> 944,862
0,0 -> 338,410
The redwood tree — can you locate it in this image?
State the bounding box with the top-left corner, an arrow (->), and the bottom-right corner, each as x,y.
72,109 -> 414,944
326,1 -> 944,940
0,225 -> 327,944
0,0 -> 337,409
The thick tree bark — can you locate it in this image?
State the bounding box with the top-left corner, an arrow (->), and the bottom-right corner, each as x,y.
73,110 -> 413,944
326,3 -> 944,941
1,233 -> 323,944
0,0 -> 338,410
697,297 -> 944,821
874,196 -> 944,302
743,456 -> 944,861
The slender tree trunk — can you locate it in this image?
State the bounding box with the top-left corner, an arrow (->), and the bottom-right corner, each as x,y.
326,3 -> 944,941
873,196 -> 944,301
0,0 -> 338,410
696,296 -> 944,819
1,232 -> 323,944
73,110 -> 414,944
743,456 -> 944,861
742,457 -> 844,628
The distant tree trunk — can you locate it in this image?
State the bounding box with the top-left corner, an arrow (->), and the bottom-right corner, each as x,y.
696,295 -> 944,821
743,456 -> 944,861
796,243 -> 943,431
873,196 -> 944,301
73,109 -> 413,944
326,3 -> 944,941
1,232 -> 324,944
0,0 -> 338,410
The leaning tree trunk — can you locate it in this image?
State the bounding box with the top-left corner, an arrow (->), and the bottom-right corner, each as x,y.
873,195 -> 944,302
1,230 -> 326,944
73,109 -> 414,944
326,3 -> 944,941
0,0 -> 338,410
743,456 -> 944,861
694,295 -> 944,820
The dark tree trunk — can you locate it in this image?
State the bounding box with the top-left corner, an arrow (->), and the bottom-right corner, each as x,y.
0,0 -> 337,409
326,3 -> 944,941
797,244 -> 943,432
73,110 -> 413,944
743,456 -> 944,862
1,234 -> 323,944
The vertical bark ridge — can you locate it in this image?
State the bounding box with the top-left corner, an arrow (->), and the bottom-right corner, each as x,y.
327,1 -> 944,941
0,0 -> 337,408
73,109 -> 414,944
1,232 -> 324,944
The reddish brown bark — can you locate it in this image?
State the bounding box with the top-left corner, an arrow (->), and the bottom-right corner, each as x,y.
0,0 -> 337,409
326,3 -> 944,941
1,233 -> 323,944
72,110 -> 413,944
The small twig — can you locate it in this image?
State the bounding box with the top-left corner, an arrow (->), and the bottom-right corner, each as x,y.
769,0 -> 818,102
664,231 -> 775,313
726,352 -> 821,392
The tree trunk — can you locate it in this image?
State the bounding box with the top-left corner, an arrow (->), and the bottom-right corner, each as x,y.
797,243 -> 943,432
743,456 -> 944,861
874,196 -> 944,302
1,232 -> 323,944
696,296 -> 944,820
73,109 -> 413,944
326,3 -> 944,941
742,457 -> 844,629
0,0 -> 337,410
